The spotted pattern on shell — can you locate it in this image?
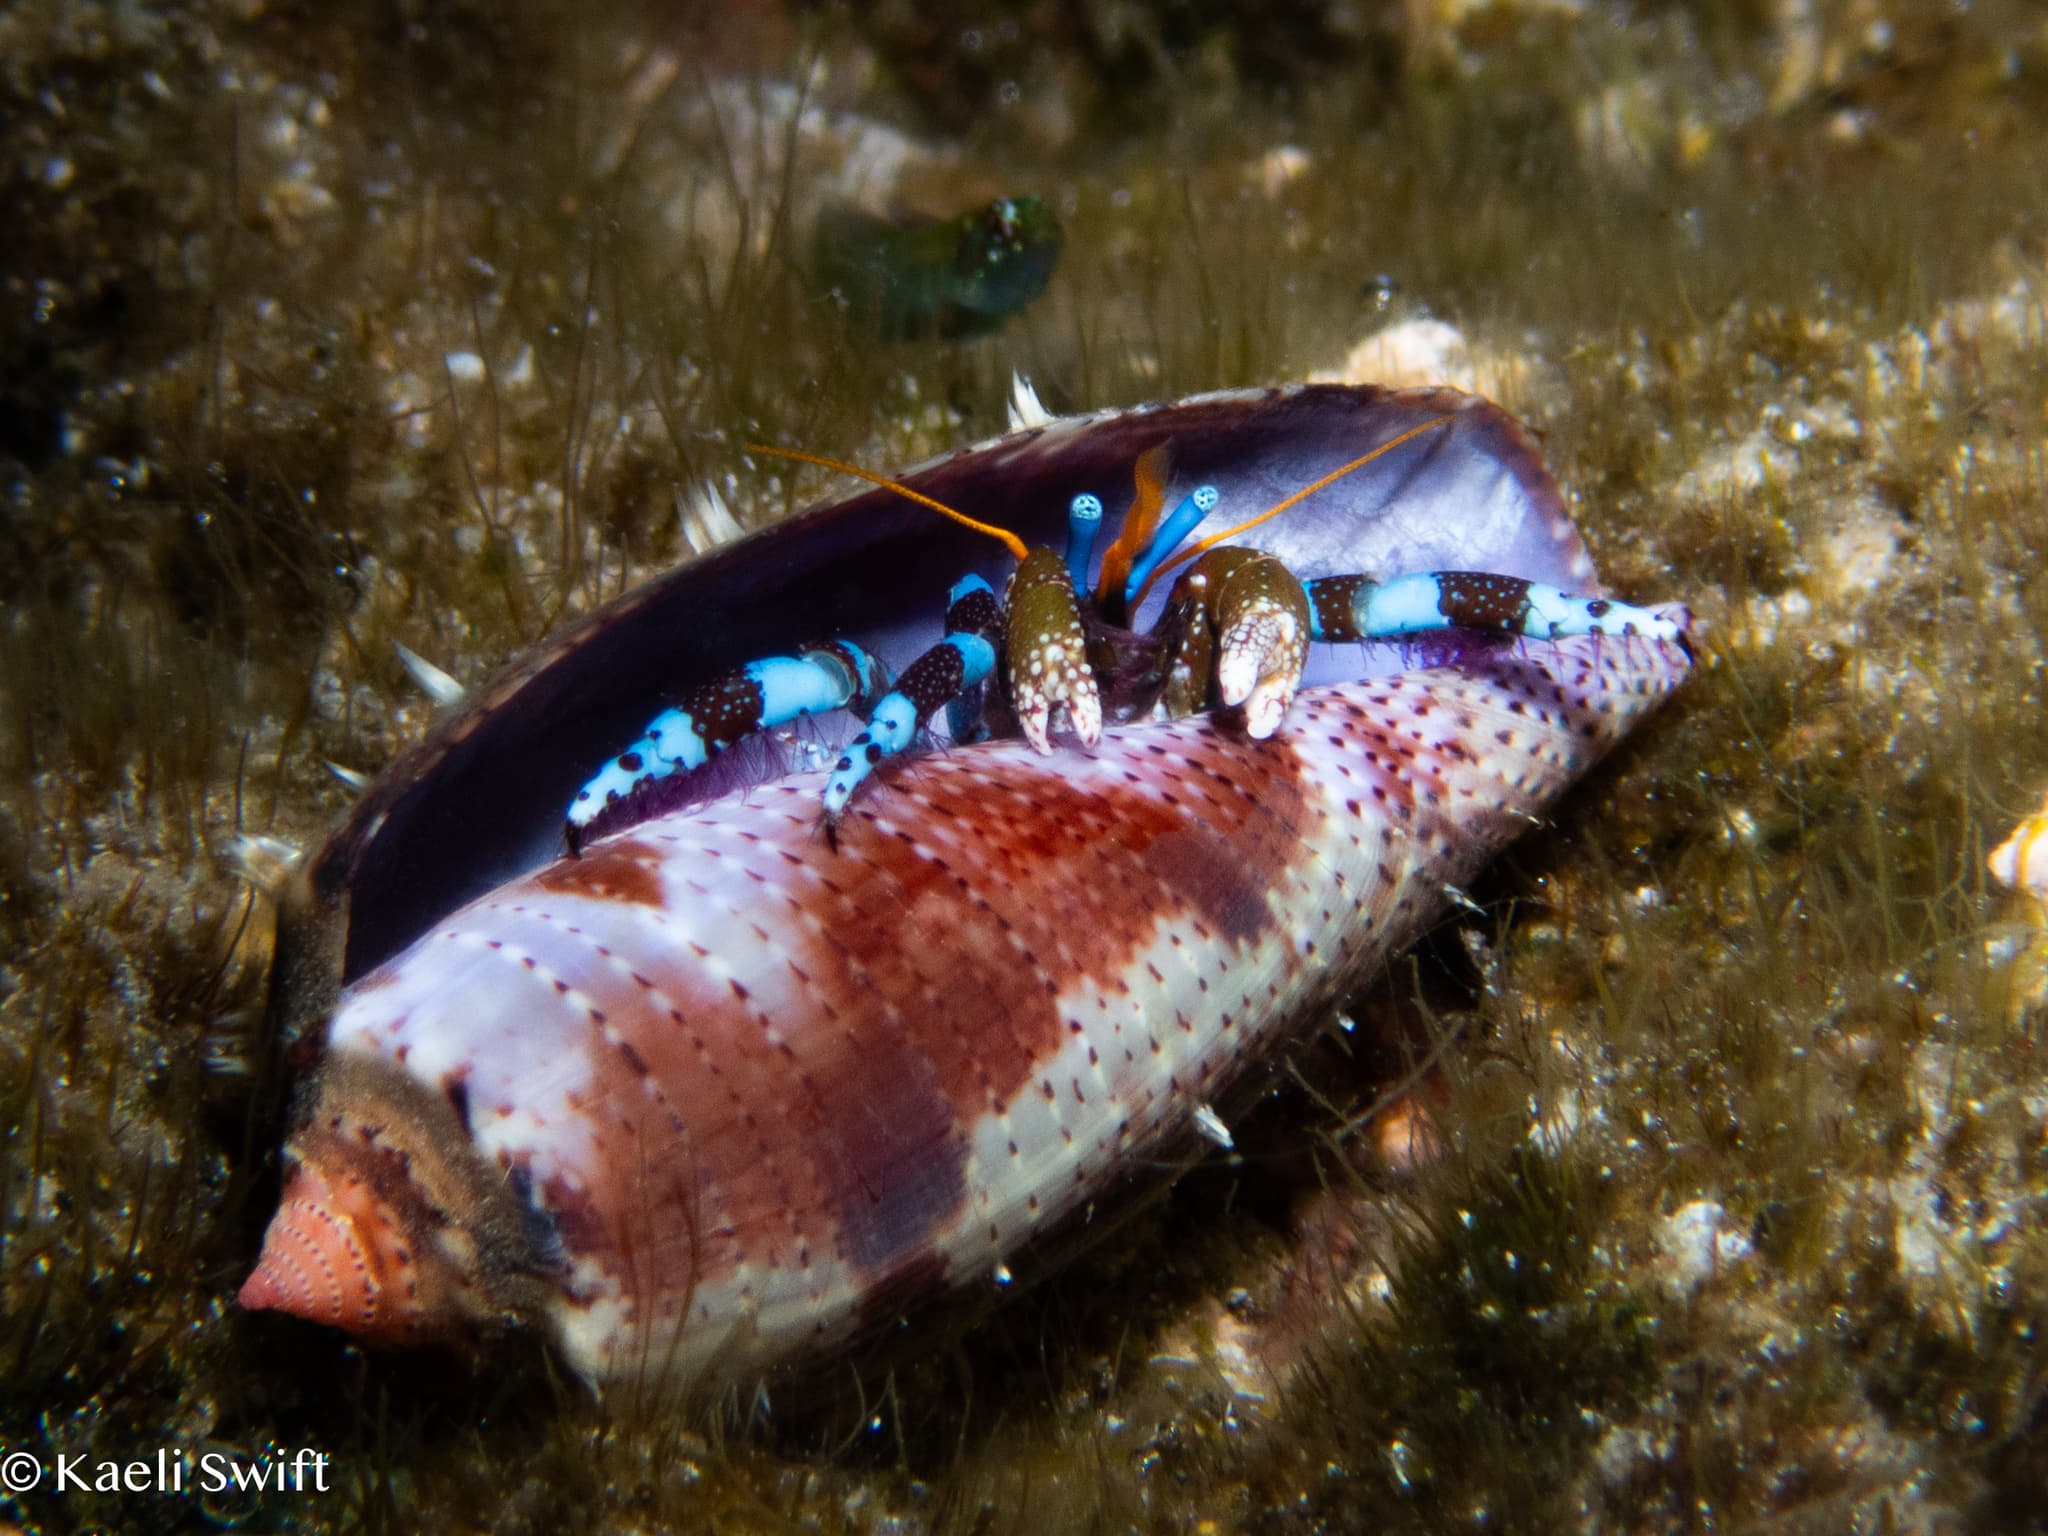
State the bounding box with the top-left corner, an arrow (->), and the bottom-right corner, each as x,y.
239,385 -> 1693,1396
242,632 -> 1690,1387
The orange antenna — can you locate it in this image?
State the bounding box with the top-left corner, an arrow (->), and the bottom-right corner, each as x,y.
746,443 -> 1030,562
1130,416 -> 1454,610
1092,444 -> 1171,609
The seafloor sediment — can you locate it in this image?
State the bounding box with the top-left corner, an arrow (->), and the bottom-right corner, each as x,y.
3,2 -> 2047,1532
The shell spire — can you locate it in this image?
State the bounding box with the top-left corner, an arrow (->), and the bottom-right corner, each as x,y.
238,1055 -> 556,1348
239,1159 -> 425,1341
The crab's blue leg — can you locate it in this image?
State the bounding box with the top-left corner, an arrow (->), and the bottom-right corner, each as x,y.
944,573 -> 1006,747
825,576 -> 1001,827
569,639 -> 886,852
1306,573 -> 1690,646
1122,484 -> 1219,606
1064,494 -> 1104,589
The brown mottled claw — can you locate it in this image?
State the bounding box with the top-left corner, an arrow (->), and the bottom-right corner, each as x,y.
1169,548 -> 1311,739
1005,546 -> 1102,752
1215,552 -> 1311,738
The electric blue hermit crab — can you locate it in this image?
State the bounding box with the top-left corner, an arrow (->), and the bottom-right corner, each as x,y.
239,384 -> 1694,1395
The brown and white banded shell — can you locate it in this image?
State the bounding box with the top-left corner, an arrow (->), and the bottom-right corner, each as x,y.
240,386 -> 1693,1392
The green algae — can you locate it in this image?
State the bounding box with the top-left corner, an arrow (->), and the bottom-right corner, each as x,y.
5,1 -> 2048,1532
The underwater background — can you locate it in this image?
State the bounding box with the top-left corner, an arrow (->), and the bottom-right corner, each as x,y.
4,0 -> 2048,1530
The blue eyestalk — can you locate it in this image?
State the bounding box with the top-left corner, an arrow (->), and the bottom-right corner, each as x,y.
1123,484 -> 1219,606
1064,493 -> 1103,588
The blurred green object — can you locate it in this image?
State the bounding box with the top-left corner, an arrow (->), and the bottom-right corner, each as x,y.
814,195 -> 1064,341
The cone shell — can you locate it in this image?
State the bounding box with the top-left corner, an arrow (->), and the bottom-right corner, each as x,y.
249,633 -> 1692,1387
246,386 -> 1694,1392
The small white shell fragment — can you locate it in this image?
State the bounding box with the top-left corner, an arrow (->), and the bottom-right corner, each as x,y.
1007,372 -> 1052,432
1988,796 -> 2048,895
226,833 -> 304,896
1256,145 -> 1311,199
1312,318 -> 1551,405
394,643 -> 466,707
1193,1102 -> 1234,1150
1654,1199 -> 1753,1296
676,481 -> 743,554
325,759 -> 372,791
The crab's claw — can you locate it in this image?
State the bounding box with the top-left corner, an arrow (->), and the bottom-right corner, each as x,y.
1209,552 -> 1311,740
1006,548 -> 1102,753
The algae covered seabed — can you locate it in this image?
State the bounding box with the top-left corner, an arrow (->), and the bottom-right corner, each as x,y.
5,2 -> 2048,1531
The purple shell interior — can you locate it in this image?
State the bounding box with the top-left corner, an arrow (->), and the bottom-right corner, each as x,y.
321,384 -> 1595,979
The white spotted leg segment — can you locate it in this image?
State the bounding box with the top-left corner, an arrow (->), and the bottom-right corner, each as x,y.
567,640 -> 886,853
823,576 -> 1002,825
1306,571 -> 1691,648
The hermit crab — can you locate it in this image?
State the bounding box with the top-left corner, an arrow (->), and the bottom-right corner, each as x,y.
239,384 -> 1694,1394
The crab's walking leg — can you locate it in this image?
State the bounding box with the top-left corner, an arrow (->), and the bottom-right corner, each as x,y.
1006,547 -> 1103,754
568,640 -> 886,852
1307,572 -> 1690,646
1161,547 -> 1312,740
823,576 -> 1002,826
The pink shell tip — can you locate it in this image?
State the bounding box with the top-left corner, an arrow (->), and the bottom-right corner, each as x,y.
238,1161 -> 424,1342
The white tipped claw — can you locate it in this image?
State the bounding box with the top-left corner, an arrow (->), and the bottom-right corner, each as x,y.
1019,703 -> 1053,756
1067,678 -> 1103,748
1216,614 -> 1303,740
676,481 -> 743,554
1991,809 -> 2048,894
1239,678 -> 1294,740
1019,671 -> 1102,754
1216,647 -> 1258,711
1192,1102 -> 1234,1149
